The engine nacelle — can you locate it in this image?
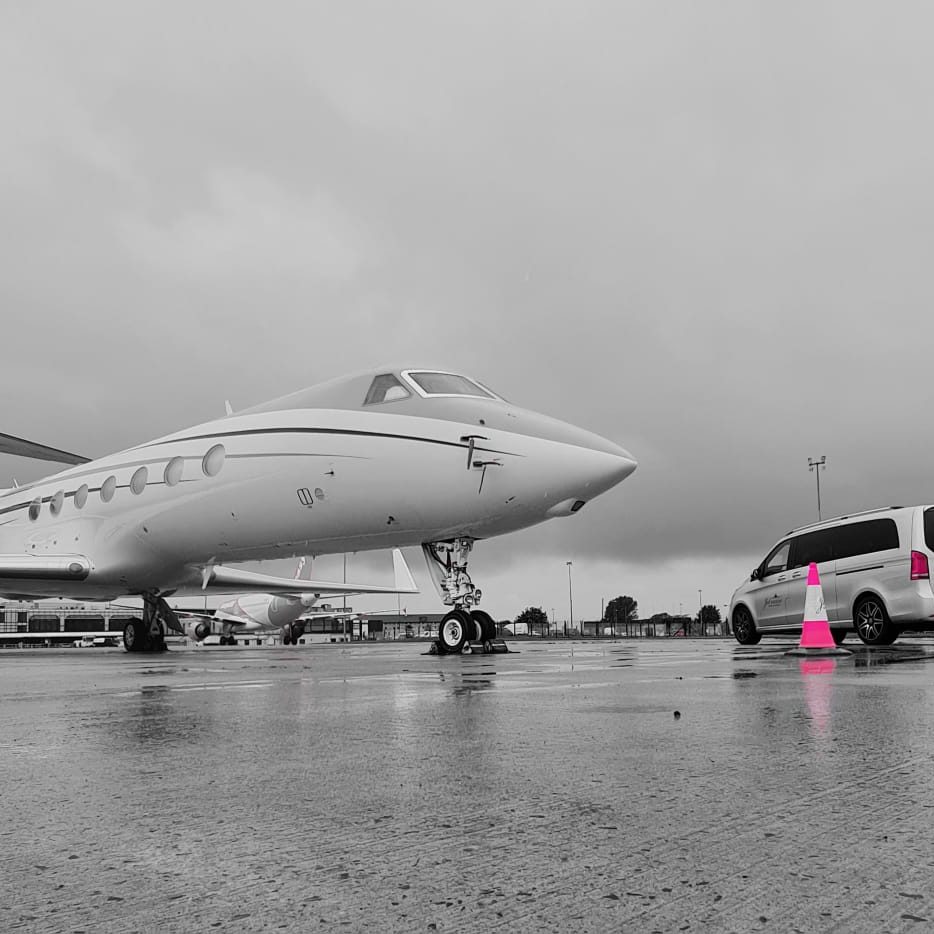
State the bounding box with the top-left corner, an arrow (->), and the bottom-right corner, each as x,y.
185,620 -> 213,642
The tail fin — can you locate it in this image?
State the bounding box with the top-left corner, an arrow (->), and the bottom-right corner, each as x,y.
392,549 -> 418,593
293,556 -> 314,581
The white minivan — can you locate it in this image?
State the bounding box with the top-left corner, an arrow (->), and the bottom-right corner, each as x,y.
729,506 -> 934,646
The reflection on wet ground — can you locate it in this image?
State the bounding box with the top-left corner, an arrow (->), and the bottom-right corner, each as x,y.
3,638 -> 934,932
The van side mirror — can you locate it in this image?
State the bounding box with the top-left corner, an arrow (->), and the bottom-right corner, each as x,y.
750,567 -> 761,581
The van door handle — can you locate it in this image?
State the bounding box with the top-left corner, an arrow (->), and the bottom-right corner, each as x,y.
791,572 -> 802,579
776,575 -> 787,582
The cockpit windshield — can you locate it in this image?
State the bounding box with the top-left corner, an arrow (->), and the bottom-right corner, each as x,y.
363,374 -> 411,406
404,371 -> 495,399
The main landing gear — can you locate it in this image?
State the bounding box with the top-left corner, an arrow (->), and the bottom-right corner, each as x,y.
282,622 -> 304,646
423,538 -> 508,655
123,593 -> 184,653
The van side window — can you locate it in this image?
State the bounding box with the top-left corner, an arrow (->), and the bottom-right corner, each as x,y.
762,540 -> 791,576
834,518 -> 899,560
790,528 -> 835,568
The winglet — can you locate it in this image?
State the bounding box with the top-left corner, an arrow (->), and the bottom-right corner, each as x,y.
202,560 -> 216,591
392,548 -> 418,593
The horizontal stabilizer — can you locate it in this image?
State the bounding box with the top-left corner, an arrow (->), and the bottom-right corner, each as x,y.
199,549 -> 419,596
0,554 -> 91,581
0,432 -> 90,465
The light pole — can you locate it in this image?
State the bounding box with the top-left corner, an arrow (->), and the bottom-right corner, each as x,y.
808,456 -> 826,520
567,562 -> 574,637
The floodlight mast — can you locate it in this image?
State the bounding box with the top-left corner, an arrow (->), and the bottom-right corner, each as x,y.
808,455 -> 827,520
566,561 -> 574,636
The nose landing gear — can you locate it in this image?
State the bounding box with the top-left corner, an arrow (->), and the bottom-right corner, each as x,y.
424,539 -> 508,655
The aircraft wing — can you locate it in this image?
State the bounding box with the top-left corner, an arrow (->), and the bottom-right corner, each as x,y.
199,548 -> 418,596
0,432 -> 90,465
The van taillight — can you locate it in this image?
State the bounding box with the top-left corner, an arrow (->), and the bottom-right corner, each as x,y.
911,550 -> 930,580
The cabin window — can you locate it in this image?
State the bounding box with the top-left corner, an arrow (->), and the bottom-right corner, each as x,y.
74,484 -> 88,509
363,374 -> 411,406
101,476 -> 117,502
202,444 -> 226,477
405,371 -> 495,398
165,457 -> 184,486
50,490 -> 64,515
130,466 -> 148,495
28,498 -> 41,521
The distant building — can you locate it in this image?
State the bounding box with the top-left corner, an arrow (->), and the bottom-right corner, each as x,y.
0,600 -> 139,645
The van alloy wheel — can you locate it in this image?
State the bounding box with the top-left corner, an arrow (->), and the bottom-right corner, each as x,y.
854,597 -> 895,646
732,606 -> 761,645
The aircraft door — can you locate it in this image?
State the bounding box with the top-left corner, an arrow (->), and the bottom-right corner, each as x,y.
752,540 -> 794,630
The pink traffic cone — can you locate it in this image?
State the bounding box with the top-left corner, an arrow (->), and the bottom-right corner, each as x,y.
786,563 -> 851,656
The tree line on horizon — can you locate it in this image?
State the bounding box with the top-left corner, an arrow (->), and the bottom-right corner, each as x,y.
512,596 -> 724,636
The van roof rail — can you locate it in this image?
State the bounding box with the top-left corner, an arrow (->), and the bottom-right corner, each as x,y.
786,505 -> 904,536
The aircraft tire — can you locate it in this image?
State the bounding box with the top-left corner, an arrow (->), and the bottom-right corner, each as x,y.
438,609 -> 470,654
123,618 -> 148,653
228,637 -> 237,646
470,610 -> 497,642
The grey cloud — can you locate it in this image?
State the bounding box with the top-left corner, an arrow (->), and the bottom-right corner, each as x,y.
4,2 -> 934,615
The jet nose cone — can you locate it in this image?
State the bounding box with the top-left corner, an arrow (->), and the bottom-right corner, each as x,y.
545,441 -> 636,518
612,449 -> 638,484
597,443 -> 637,490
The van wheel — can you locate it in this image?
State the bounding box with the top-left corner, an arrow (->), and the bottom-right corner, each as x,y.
732,606 -> 761,645
854,596 -> 895,646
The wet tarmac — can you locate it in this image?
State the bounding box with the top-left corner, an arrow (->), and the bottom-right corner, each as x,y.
4,637 -> 934,933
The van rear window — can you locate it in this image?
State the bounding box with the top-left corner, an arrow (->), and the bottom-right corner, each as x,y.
834,518 -> 899,560
924,508 -> 934,551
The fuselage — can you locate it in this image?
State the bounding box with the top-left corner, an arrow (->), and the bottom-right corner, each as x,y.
0,368 -> 636,601
214,593 -> 312,633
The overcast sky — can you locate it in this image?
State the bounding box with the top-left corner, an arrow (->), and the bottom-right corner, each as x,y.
3,2 -> 934,622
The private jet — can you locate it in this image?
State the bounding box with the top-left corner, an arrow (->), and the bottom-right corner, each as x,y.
0,366 -> 636,653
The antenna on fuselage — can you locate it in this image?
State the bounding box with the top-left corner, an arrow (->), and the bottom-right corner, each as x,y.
225,400 -> 234,416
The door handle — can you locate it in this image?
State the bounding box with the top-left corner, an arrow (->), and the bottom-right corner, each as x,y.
791,572 -> 802,579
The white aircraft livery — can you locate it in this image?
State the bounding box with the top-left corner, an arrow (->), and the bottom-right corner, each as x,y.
180,551 -> 411,646
0,367 -> 636,653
